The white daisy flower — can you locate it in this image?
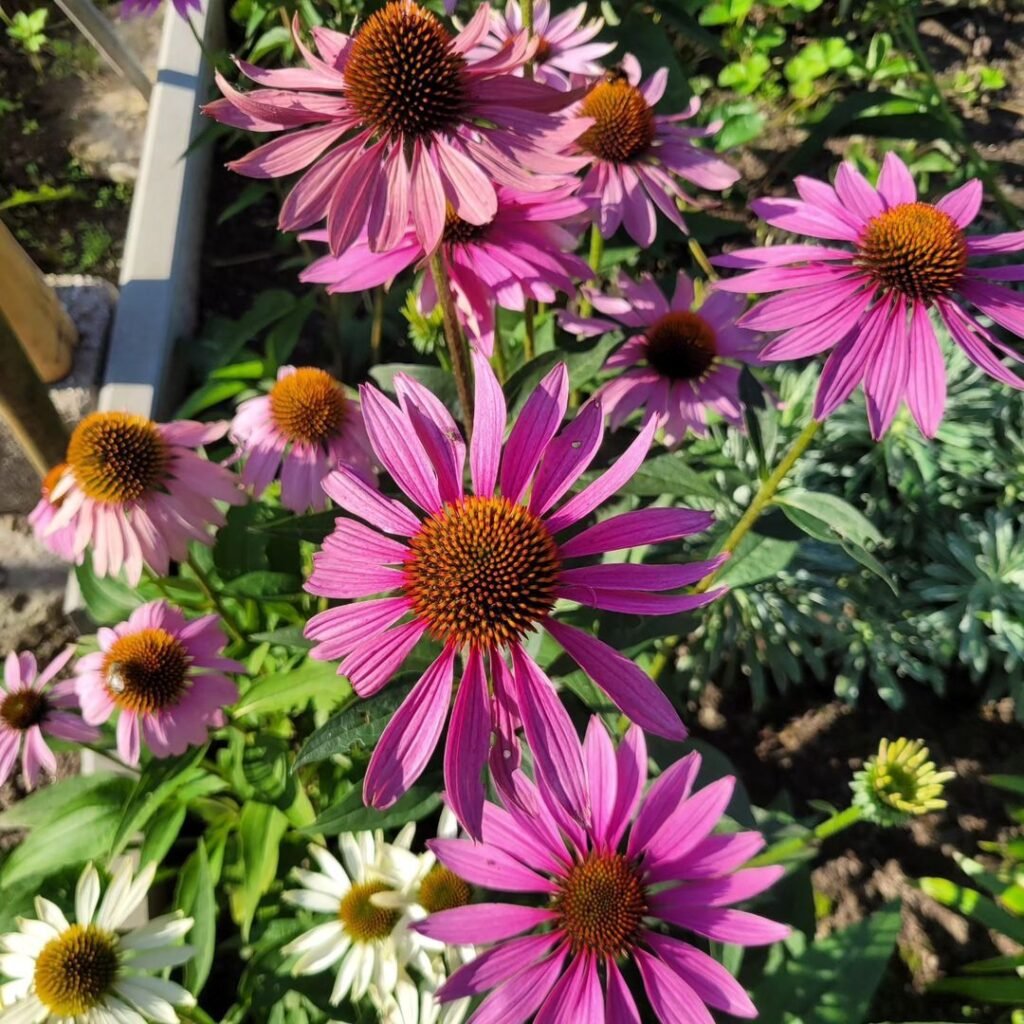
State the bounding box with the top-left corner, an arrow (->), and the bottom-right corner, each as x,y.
375,972 -> 457,1024
282,831 -> 428,1008
0,859 -> 194,1024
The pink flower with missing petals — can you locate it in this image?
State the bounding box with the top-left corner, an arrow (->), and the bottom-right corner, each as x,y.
301,183 -> 592,356
713,152 -> 1024,438
34,412 -> 242,586
305,354 -> 724,836
74,601 -> 242,766
28,463 -> 77,563
416,718 -> 789,1023
203,1 -> 584,258
470,0 -> 616,89
121,0 -> 201,17
230,366 -> 374,513
1,649 -> 99,790
564,271 -> 762,444
570,55 -> 739,245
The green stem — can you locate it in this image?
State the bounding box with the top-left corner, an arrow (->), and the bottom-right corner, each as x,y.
524,299 -> 537,363
186,553 -> 246,646
429,252 -> 475,437
492,302 -> 509,382
897,5 -> 1020,227
370,287 -> 384,367
649,418 -> 822,681
579,225 -> 605,317
688,238 -> 719,282
748,805 -> 863,867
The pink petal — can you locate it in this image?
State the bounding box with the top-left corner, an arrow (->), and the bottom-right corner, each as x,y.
429,837 -> 556,893
545,620 -> 687,742
339,620 -> 428,697
558,507 -> 714,559
646,776 -> 736,865
470,351 -> 506,498
321,466 -> 422,536
528,399 -> 604,518
665,906 -> 791,946
635,948 -> 715,1024
876,152 -> 917,207
834,162 -> 885,222
417,903 -> 557,944
583,718 -> 618,848
605,959 -> 642,1024
905,302 -> 946,437
444,648 -> 491,839
535,951 -> 602,1024
936,179 -> 983,228
411,140 -> 446,254
864,298 -> 912,439
464,947 -> 569,1024
438,933 -> 560,1000
628,752 -> 701,858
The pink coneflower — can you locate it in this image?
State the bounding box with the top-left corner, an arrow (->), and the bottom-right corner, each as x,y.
564,271 -> 762,444
203,1 -> 583,258
305,353 -> 723,835
28,463 -> 77,562
74,601 -> 242,766
1,649 -> 99,790
121,0 -> 201,17
714,152 -> 1024,438
230,366 -> 374,513
416,717 -> 788,1022
301,183 -> 592,356
570,55 -> 739,245
470,0 -> 615,89
34,412 -> 242,586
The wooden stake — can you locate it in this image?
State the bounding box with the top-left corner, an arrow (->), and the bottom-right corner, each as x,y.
0,307 -> 70,477
0,220 -> 78,383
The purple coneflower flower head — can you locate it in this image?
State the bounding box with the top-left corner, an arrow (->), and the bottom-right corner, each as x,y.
570,55 -> 739,246
230,366 -> 374,513
74,601 -> 242,766
121,0 -> 202,18
34,413 -> 242,586
416,717 -> 789,1022
470,0 -> 616,89
28,463 -> 77,563
1,648 -> 99,790
203,1 -> 585,258
301,182 -> 592,356
714,152 -> 1024,438
564,271 -> 762,444
304,353 -> 724,836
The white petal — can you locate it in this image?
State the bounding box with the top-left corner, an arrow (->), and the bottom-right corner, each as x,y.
76,864 -> 101,925
393,823 -> 416,851
329,947 -> 359,1006
113,979 -> 178,1024
308,846 -> 350,888
0,978 -> 32,1005
32,899 -> 68,933
0,954 -> 36,979
118,976 -> 193,1009
120,914 -> 192,952
281,890 -> 340,915
95,859 -> 133,930
438,807 -> 459,840
339,834 -> 366,882
290,869 -> 347,899
291,933 -> 351,976
0,933 -> 44,958
0,994 -> 47,1024
351,944 -> 375,1001
123,945 -> 193,970
98,995 -> 145,1024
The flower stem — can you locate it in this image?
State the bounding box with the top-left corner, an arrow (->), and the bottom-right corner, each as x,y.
492,302 -> 510,382
429,251 -> 475,437
186,552 -> 246,647
695,417 -> 822,592
688,238 -> 719,282
748,805 -> 863,867
648,418 -> 822,681
524,300 -> 537,363
370,287 -> 384,366
579,225 -> 605,317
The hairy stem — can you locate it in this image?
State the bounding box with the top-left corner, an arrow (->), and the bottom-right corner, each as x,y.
430,251 -> 475,437
186,553 -> 246,647
492,302 -> 510,382
748,805 -> 864,867
579,224 -> 605,317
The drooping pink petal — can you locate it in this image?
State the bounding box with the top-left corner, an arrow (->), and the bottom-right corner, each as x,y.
444,648 -> 491,839
535,951 -> 603,1024
605,959 -> 642,1024
905,301 -> 946,437
439,932 -> 560,1001
635,948 -> 715,1024
662,906 -> 791,946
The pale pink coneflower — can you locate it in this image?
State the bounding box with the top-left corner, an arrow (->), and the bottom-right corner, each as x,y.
563,271 -> 762,444
417,717 -> 789,1022
33,412 -> 242,586
301,182 -> 591,356
1,648 -> 99,790
570,54 -> 739,246
74,601 -> 242,766
714,152 -> 1024,437
203,1 -> 585,258
304,352 -> 725,836
470,0 -> 616,89
230,366 -> 374,513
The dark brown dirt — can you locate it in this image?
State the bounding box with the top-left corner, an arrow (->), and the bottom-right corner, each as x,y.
692,681 -> 1024,1019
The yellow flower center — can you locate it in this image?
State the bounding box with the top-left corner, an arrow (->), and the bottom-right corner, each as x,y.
554,852 -> 647,957
0,689 -> 49,731
404,496 -> 561,649
645,310 -> 718,381
67,412 -> 168,505
578,77 -> 656,163
338,881 -> 400,942
103,628 -> 191,714
417,865 -> 472,914
34,924 -> 120,1018
268,368 -> 348,446
344,0 -> 467,140
857,202 -> 967,301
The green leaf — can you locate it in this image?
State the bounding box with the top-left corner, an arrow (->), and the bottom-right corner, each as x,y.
222,571 -> 303,598
370,363 -> 460,412
0,773 -> 131,830
775,489 -> 881,548
108,746 -> 208,861
75,556 -> 143,625
617,9 -> 691,110
236,660 -> 349,717
986,774 -> 1024,797
306,783 -> 442,835
252,510 -> 338,544
930,975 -> 1024,1004
715,533 -> 799,588
918,877 -> 1024,945
295,679 -> 416,767
750,903 -> 901,1024
505,333 -> 620,417
138,803 -> 187,869
176,839 -> 217,997
175,379 -> 248,419
233,802 -> 289,939
249,626 -> 313,651
716,111 -> 766,150
613,451 -> 718,500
